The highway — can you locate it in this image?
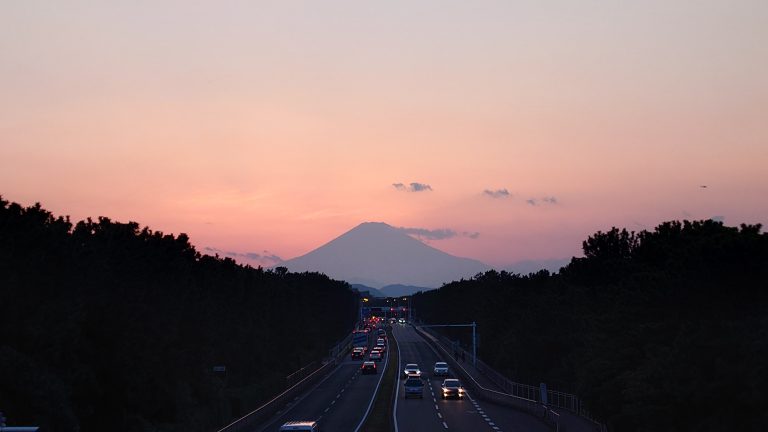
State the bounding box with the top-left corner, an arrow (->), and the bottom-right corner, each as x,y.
255,337 -> 386,431
392,323 -> 550,432
252,323 -> 552,432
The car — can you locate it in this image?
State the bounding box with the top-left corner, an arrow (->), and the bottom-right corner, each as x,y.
351,347 -> 367,359
433,361 -> 449,376
404,377 -> 424,398
369,351 -> 383,361
361,361 -> 377,374
376,337 -> 386,346
280,421 -> 320,431
373,344 -> 386,354
441,379 -> 465,399
398,318 -> 405,324
403,363 -> 421,379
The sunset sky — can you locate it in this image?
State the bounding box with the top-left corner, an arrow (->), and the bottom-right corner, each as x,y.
2,1 -> 767,268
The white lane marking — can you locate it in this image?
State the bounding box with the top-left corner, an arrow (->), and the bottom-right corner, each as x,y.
435,404 -> 439,410
256,361 -> 349,432
324,407 -> 329,413
492,427 -> 500,431
331,399 -> 336,405
488,422 -> 496,426
437,412 -> 442,419
433,397 -> 437,403
336,393 -> 341,399
443,421 -> 449,429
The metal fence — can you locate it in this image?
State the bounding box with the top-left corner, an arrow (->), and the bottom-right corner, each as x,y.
420,326 -> 606,431
216,331 -> 355,432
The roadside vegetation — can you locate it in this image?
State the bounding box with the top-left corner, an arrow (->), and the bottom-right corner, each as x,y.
360,325 -> 398,432
413,220 -> 768,432
0,198 -> 358,432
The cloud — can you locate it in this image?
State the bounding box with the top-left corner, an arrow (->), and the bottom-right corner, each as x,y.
527,196 -> 559,206
204,247 -> 284,267
464,231 -> 480,239
393,182 -> 433,192
710,215 -> 725,223
398,227 -> 456,240
409,182 -> 432,192
483,188 -> 511,199
397,227 -> 480,241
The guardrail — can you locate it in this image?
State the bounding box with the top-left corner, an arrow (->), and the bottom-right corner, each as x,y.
417,325 -> 609,432
216,332 -> 354,432
413,325 -> 561,430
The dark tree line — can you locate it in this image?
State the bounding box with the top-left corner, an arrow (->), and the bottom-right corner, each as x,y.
0,198 -> 358,432
412,220 -> 768,432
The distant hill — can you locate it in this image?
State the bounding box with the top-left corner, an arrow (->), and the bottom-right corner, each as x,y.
379,284 -> 434,297
350,284 -> 385,298
281,222 -> 490,288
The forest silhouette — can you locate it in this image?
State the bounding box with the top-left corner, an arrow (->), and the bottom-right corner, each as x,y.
2,197 -> 767,431
413,220 -> 767,431
0,197 -> 358,432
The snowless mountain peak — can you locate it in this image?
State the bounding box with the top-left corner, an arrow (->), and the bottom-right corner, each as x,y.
280,222 -> 489,288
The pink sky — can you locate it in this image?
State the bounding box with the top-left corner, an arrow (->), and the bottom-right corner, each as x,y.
2,1 -> 767,268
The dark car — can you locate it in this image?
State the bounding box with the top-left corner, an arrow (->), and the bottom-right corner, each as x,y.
433,361 -> 449,377
361,361 -> 377,374
404,377 -> 424,398
351,348 -> 365,360
369,351 -> 383,362
441,379 -> 465,399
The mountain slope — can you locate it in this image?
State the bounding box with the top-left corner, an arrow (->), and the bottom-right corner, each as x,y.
281,222 -> 490,288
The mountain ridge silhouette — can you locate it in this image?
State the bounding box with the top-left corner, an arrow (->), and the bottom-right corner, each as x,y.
280,222 -> 490,288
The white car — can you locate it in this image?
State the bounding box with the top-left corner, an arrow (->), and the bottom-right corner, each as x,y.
433,361 -> 449,376
280,421 -> 320,431
403,363 -> 421,379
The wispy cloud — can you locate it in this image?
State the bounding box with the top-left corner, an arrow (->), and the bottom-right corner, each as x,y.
393,182 -> 433,192
397,227 -> 480,241
204,247 -> 284,267
398,227 -> 456,240
527,196 -> 559,206
464,231 -> 480,239
483,188 -> 511,199
710,215 -> 725,223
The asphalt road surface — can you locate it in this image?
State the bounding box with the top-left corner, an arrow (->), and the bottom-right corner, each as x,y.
256,336 -> 386,432
392,324 -> 550,432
